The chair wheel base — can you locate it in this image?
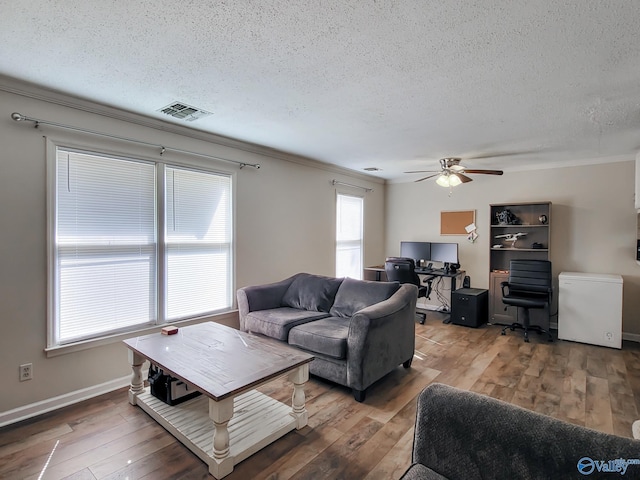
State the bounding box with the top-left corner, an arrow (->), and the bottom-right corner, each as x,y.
501,322 -> 552,343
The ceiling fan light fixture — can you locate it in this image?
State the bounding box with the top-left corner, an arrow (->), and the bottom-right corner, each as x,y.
436,174 -> 448,187
436,173 -> 462,187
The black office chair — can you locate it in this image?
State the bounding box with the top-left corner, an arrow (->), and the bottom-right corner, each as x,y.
500,259 -> 553,342
385,257 -> 434,324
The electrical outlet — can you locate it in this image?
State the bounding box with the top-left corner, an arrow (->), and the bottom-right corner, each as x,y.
19,363 -> 33,381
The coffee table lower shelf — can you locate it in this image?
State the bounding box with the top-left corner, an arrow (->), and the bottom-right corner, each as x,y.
136,387 -> 297,477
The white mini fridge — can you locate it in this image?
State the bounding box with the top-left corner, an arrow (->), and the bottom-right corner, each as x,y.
558,272 -> 623,349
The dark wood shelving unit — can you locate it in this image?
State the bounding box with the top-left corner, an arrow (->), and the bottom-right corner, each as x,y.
489,202 -> 551,324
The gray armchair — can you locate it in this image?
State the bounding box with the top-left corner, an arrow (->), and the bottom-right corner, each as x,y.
401,383 -> 640,479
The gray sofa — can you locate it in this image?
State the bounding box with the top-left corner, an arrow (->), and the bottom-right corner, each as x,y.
401,383 -> 640,479
236,273 -> 417,402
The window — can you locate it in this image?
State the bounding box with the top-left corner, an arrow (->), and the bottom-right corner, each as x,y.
165,167 -> 232,320
50,147 -> 232,347
336,193 -> 363,279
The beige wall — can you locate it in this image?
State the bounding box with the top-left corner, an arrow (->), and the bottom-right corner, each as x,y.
0,85 -> 384,414
386,162 -> 640,335
235,152 -> 386,285
2,78 -> 637,419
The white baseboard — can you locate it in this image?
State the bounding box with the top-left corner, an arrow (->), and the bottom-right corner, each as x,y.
623,332 -> 640,343
0,370 -> 147,428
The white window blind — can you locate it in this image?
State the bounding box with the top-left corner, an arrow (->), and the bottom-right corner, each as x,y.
51,147 -> 233,347
165,167 -> 232,320
55,149 -> 157,344
336,193 -> 363,279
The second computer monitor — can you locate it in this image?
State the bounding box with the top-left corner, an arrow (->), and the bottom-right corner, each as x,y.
400,241 -> 431,265
430,242 -> 459,264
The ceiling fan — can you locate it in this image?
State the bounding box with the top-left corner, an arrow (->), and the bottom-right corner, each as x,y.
405,157 -> 504,187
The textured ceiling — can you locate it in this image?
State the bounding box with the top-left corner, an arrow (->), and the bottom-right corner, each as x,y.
1,1 -> 640,181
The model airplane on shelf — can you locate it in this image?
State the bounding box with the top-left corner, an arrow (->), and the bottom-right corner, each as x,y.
494,232 -> 528,247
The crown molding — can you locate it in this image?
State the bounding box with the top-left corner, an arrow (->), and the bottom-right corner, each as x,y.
503,154 -> 634,173
0,74 -> 384,186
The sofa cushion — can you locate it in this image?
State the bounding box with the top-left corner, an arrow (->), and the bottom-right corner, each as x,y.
329,277 -> 400,318
288,317 -> 351,359
282,273 -> 344,312
243,307 -> 330,341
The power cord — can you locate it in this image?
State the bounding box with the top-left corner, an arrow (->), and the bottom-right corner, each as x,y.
432,277 -> 451,316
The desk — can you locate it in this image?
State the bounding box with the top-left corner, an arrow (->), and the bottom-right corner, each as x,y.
364,266 -> 465,323
363,265 -> 465,292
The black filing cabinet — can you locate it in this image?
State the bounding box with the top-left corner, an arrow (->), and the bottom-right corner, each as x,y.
451,288 -> 488,327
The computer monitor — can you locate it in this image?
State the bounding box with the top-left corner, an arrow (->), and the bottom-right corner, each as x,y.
430,242 -> 459,265
400,241 -> 431,265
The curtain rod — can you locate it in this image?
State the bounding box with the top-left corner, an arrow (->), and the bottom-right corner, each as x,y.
10,112 -> 261,169
331,179 -> 373,192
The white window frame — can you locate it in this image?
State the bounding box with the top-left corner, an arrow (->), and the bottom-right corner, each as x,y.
46,136 -> 234,353
335,192 -> 364,279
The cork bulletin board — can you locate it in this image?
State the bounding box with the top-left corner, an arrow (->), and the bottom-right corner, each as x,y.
440,210 -> 475,235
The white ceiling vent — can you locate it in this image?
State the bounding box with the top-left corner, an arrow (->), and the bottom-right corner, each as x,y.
158,102 -> 212,121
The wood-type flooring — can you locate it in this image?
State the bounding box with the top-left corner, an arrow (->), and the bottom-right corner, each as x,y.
2,314 -> 640,479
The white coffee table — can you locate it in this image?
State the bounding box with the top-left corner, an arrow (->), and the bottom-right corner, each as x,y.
124,322 -> 314,478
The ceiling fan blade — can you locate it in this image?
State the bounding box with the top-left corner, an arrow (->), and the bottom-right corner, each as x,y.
404,170 -> 440,174
456,173 -> 473,183
463,169 -> 504,175
415,173 -> 440,182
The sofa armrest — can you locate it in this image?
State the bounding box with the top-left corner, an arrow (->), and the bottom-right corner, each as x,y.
236,275 -> 299,330
346,283 -> 417,391
411,383 -> 640,480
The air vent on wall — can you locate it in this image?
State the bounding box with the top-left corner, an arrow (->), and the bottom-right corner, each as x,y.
158,102 -> 212,122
